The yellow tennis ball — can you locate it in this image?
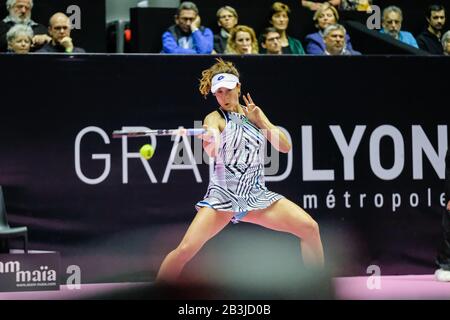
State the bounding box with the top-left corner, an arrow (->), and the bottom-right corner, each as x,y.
139,144 -> 154,160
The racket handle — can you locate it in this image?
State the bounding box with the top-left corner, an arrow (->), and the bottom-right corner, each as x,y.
185,128 -> 207,136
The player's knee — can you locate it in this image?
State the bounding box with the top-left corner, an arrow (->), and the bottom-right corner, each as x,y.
300,219 -> 320,240
174,242 -> 197,262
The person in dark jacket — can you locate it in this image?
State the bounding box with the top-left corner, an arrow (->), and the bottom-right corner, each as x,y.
260,27 -> 283,55
213,6 -> 238,54
0,0 -> 51,52
37,13 -> 85,53
416,4 -> 446,55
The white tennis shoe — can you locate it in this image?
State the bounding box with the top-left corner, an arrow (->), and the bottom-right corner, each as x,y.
435,268 -> 450,282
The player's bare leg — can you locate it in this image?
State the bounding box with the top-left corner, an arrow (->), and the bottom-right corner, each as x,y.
241,199 -> 324,267
156,208 -> 233,283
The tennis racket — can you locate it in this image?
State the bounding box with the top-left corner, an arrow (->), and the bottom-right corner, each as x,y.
112,128 -> 206,138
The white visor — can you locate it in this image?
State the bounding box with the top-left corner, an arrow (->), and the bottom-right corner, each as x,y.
211,73 -> 240,94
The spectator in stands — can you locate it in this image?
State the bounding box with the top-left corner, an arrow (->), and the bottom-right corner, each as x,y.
417,5 -> 446,55
443,31 -> 450,55
301,0 -> 341,11
305,3 -> 355,54
0,0 -> 51,52
322,24 -> 360,55
380,6 -> 418,48
435,149 -> 450,282
269,2 -> 305,54
260,27 -> 282,54
161,1 -> 213,54
214,6 -> 238,54
37,13 -> 85,53
225,25 -> 258,54
6,23 -> 32,53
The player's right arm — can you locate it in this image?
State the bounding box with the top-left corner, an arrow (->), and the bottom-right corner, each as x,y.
200,111 -> 222,158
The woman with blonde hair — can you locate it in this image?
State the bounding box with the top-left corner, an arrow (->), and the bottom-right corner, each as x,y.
269,2 -> 305,54
305,2 -> 355,54
155,58 -> 324,284
225,25 -> 259,54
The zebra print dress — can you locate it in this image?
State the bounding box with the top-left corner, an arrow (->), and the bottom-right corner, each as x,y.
195,108 -> 284,223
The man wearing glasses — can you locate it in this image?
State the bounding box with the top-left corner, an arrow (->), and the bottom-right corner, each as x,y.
162,1 -> 213,54
260,27 -> 283,55
213,6 -> 238,54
